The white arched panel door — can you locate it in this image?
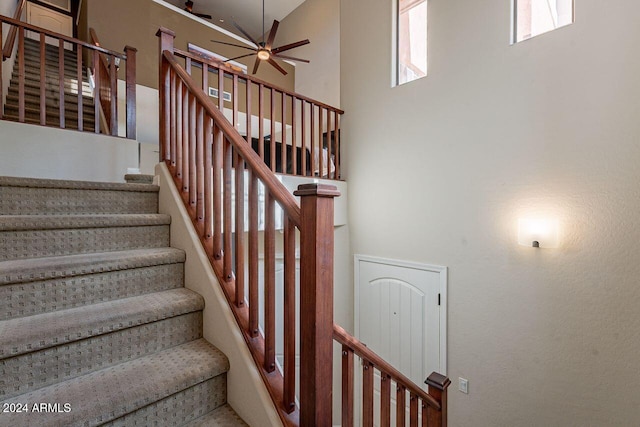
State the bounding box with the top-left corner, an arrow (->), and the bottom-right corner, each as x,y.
355,255 -> 447,426
26,2 -> 73,48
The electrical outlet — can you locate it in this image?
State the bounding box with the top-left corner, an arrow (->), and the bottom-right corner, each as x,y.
458,377 -> 469,394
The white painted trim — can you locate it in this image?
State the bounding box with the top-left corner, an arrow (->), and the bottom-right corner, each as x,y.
151,0 -> 256,48
353,254 -> 448,375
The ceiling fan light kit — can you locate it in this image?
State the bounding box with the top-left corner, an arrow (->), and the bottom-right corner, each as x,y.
210,0 -> 310,75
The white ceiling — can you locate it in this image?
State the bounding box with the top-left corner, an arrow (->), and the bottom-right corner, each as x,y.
162,0 -> 307,41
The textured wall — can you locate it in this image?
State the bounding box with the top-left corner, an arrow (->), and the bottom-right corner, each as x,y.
341,0 -> 640,425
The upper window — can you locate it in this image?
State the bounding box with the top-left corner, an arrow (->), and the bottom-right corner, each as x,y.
396,0 -> 427,86
513,0 -> 574,43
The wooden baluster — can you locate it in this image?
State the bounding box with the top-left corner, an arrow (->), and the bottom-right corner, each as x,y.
426,373 -> 451,427
196,105 -> 205,227
301,100 -> 307,176
291,97 -> 297,176
294,183 -> 339,426
175,80 -> 183,178
283,215 -> 296,412
18,27 -> 25,122
258,83 -> 264,161
182,84 -> 189,189
310,104 -> 315,177
342,346 -> 355,427
248,170 -> 259,337
422,400 -> 428,427
264,191 -> 276,372
335,111 -> 341,179
204,116 -> 213,240
270,88 -> 276,172
318,106 -> 323,179
76,45 -> 83,131
169,72 -> 177,166
410,393 -> 419,427
39,33 -> 46,125
109,54 -> 117,135
189,93 -> 197,209
213,125 -> 223,259
397,385 -> 406,427
327,108 -> 332,179
93,49 -> 100,133
281,92 -> 287,174
125,46 -> 137,140
362,361 -> 374,426
202,63 -> 208,104
380,373 -> 391,427
58,39 -> 65,128
157,28 -> 175,160
234,151 -> 245,307
218,68 -> 224,112
246,80 -> 252,144
223,137 -> 233,281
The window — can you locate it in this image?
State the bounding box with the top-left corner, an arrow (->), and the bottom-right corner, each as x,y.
513,0 -> 574,43
396,0 -> 427,85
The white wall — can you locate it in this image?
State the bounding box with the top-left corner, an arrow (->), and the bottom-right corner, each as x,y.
0,120 -> 139,182
278,0 -> 340,108
342,0 -> 640,425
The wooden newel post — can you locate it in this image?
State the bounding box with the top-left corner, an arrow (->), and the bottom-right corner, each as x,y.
124,45 -> 137,140
425,372 -> 451,427
156,27 -> 175,162
294,183 -> 340,427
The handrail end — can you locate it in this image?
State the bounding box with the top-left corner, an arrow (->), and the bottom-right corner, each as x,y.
425,372 -> 451,391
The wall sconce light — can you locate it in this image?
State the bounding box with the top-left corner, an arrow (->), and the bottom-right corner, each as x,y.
518,218 -> 559,248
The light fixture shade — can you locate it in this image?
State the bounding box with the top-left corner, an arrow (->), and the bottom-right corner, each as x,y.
257,49 -> 270,60
518,218 -> 560,248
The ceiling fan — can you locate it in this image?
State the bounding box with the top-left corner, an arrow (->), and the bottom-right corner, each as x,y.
184,0 -> 212,20
210,0 -> 310,75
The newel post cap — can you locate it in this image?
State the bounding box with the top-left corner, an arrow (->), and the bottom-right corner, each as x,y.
294,183 -> 340,198
425,372 -> 452,391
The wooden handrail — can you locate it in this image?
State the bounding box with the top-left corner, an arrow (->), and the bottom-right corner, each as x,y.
162,50 -> 302,224
2,0 -> 26,60
334,324 -> 441,409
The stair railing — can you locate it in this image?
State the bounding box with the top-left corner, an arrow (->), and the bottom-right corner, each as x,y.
0,14 -> 136,138
158,26 -> 450,426
1,0 -> 26,61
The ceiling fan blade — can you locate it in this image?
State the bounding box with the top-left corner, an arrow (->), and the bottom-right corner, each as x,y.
225,52 -> 257,62
265,20 -> 280,50
271,39 -> 310,54
211,40 -> 257,51
273,53 -> 310,63
233,21 -> 260,48
267,57 -> 288,75
252,57 -> 261,75
194,12 -> 212,19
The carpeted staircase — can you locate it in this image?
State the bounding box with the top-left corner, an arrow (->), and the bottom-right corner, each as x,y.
0,176 -> 247,426
3,38 -> 96,131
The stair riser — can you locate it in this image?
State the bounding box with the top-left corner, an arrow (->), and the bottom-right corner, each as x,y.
0,263 -> 184,321
6,91 -> 96,109
0,225 -> 170,260
0,187 -> 157,215
8,75 -> 92,96
16,60 -> 87,76
104,376 -> 227,427
0,312 -> 203,400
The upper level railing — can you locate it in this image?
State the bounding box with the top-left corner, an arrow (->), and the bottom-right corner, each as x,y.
0,14 -> 136,138
170,39 -> 343,180
158,26 -> 449,426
